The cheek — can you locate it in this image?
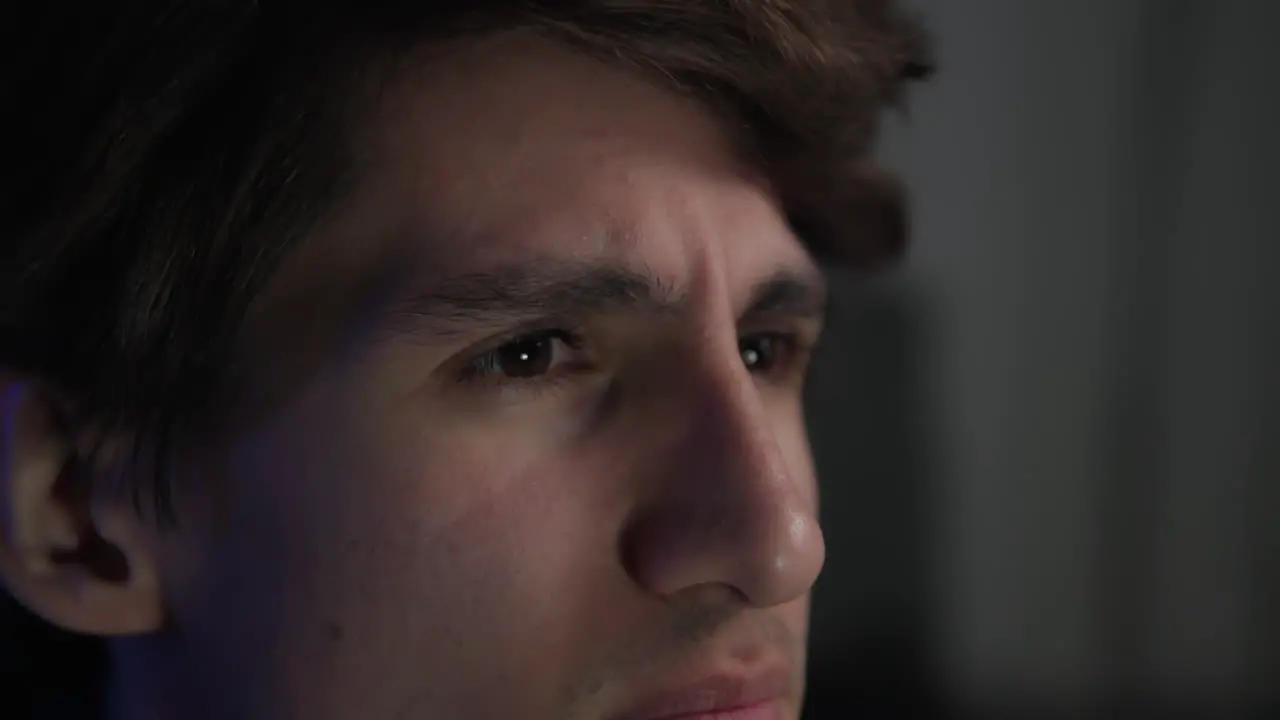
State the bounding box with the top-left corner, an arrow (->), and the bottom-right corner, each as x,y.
321,433 -> 618,709
176,401 -> 616,717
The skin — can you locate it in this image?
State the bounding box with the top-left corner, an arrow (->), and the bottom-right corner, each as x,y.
0,33 -> 827,720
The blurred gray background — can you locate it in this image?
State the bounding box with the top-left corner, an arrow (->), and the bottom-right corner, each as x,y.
803,0 -> 1278,716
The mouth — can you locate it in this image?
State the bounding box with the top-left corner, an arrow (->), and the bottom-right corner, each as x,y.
609,664 -> 791,720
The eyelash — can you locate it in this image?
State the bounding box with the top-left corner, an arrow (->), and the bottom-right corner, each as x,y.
456,327 -> 809,395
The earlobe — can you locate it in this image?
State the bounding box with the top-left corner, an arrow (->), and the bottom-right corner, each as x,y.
0,376 -> 165,636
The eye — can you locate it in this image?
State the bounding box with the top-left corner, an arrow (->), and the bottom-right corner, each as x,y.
460,329 -> 584,383
739,331 -> 800,375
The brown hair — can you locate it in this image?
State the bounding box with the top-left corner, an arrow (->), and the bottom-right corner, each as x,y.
0,1 -> 932,520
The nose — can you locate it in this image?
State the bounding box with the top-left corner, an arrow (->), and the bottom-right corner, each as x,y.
621,354 -> 825,608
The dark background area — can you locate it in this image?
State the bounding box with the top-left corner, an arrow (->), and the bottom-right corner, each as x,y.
802,0 -> 1278,716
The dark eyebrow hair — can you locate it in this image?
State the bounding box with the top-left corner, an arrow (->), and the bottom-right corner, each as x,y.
378,260 -> 827,341
741,272 -> 829,325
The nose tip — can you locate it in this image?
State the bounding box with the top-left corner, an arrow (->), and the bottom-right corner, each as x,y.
773,506 -> 827,596
623,494 -> 826,607
621,371 -> 826,608
737,504 -> 827,607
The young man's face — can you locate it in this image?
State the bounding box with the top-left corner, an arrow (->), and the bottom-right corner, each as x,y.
55,35 -> 828,719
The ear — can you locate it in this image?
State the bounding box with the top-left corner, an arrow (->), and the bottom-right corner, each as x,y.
0,374 -> 164,636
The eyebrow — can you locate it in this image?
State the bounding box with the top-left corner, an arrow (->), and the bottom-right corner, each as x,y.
379,260 -> 828,342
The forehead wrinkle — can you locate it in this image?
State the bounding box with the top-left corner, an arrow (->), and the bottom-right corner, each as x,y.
370,182 -> 823,343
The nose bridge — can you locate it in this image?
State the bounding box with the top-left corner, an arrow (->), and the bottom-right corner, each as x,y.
622,346 -> 825,607
692,357 -> 789,492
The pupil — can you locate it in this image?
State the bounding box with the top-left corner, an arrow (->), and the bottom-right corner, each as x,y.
498,337 -> 553,378
741,336 -> 775,371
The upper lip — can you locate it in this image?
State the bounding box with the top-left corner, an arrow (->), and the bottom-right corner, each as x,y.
610,665 -> 790,720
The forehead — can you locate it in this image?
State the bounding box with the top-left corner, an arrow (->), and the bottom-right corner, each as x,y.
336,31 -> 813,281
252,32 -> 818,361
